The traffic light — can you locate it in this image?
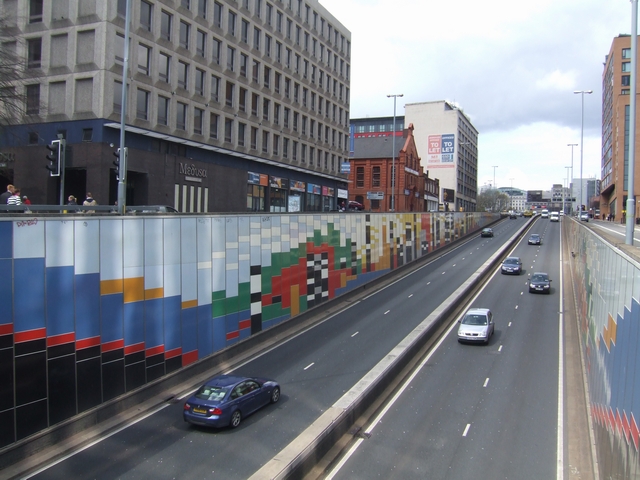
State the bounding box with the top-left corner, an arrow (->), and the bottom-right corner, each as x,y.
46,140 -> 61,176
113,147 -> 127,181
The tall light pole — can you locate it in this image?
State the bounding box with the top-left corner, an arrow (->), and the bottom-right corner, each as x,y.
387,94 -> 403,212
116,0 -> 132,215
565,166 -> 571,214
568,143 -> 578,214
626,0 -> 638,244
492,165 -> 498,189
574,90 -> 592,216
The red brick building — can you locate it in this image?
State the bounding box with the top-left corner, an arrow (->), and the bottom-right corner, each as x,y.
349,123 -> 425,212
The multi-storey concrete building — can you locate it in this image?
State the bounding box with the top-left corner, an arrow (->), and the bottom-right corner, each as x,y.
405,100 -> 478,212
600,34 -> 638,220
0,0 -> 350,212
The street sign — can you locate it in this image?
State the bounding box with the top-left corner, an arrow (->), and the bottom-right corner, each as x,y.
367,191 -> 384,200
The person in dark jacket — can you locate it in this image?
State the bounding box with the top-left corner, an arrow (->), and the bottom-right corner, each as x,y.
0,184 -> 14,204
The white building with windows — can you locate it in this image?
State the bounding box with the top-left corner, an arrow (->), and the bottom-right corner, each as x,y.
2,0 -> 351,211
405,101 -> 479,212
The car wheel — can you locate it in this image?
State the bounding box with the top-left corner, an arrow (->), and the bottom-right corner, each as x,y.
270,387 -> 281,404
230,410 -> 242,428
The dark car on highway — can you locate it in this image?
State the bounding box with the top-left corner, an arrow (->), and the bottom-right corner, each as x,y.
528,234 -> 541,245
481,227 -> 494,237
528,272 -> 551,294
501,256 -> 522,275
184,375 -> 280,428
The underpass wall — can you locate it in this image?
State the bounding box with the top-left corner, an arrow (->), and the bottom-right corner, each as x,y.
0,211 -> 495,451
567,220 -> 640,479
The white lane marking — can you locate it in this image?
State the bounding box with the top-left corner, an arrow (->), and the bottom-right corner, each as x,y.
351,331 -> 359,337
326,266 -> 516,479
384,310 -> 390,315
23,403 -> 171,479
557,223 -> 565,480
498,345 -> 503,352
426,282 -> 431,286
483,378 -> 489,388
453,264 -> 457,267
508,322 -> 512,327
462,424 -> 471,437
408,294 -> 413,298
442,271 -> 446,275
304,363 -> 314,370
515,305 -> 518,309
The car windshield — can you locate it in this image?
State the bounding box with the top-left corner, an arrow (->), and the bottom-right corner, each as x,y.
195,385 -> 229,401
504,258 -> 519,265
531,274 -> 548,282
462,314 -> 488,325
530,235 -> 539,239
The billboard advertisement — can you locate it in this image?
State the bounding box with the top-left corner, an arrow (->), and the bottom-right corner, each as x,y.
442,188 -> 455,204
427,134 -> 455,168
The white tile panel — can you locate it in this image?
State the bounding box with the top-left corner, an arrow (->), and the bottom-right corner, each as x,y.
13,217 -> 45,259
45,219 -> 74,267
74,219 -> 99,275
100,219 -> 123,281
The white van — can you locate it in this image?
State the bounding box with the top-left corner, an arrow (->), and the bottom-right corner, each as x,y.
541,209 -> 549,219
549,211 -> 559,222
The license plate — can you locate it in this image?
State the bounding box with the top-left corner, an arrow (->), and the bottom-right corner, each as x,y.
193,407 -> 207,414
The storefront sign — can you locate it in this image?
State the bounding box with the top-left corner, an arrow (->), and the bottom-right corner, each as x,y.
322,186 -> 334,196
290,180 -> 306,192
270,176 -> 289,189
367,191 -> 384,200
337,188 -> 348,199
307,183 -> 321,195
179,163 -> 207,178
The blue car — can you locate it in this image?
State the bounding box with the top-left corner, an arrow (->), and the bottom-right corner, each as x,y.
183,374 -> 280,428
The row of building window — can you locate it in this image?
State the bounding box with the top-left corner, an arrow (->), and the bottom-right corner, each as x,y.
130,0 -> 350,80
128,43 -> 349,124
121,0 -> 350,57
26,0 -> 350,60
123,81 -> 348,150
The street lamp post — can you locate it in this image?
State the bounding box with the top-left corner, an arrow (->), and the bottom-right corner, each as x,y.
626,0 -> 638,244
492,166 -> 498,190
567,143 -> 578,214
574,90 -> 592,216
565,166 -> 571,214
387,94 -> 403,212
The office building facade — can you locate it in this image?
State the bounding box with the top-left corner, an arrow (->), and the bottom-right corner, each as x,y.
0,0 -> 350,212
405,100 -> 478,212
600,34 -> 639,220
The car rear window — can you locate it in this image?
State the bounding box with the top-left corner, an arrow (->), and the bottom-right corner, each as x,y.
196,385 -> 229,401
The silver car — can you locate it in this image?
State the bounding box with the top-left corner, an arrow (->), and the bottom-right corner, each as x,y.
457,308 -> 494,344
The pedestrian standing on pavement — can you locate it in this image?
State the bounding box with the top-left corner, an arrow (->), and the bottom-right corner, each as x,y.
83,192 -> 97,213
0,184 -> 14,204
7,188 -> 22,205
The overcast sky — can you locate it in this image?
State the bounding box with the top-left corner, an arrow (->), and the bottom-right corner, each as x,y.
320,0 -> 631,192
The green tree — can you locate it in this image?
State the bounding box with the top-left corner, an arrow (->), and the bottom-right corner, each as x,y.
477,189 -> 510,212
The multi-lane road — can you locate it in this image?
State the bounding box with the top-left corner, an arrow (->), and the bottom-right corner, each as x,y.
324,217 -> 564,479
18,217 -> 573,480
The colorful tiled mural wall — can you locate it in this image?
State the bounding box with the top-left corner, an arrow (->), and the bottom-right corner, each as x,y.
568,221 -> 640,479
0,212 -> 493,449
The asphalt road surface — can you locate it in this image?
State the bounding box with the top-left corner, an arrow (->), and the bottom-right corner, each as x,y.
323,218 -> 563,479
26,219 -> 528,480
